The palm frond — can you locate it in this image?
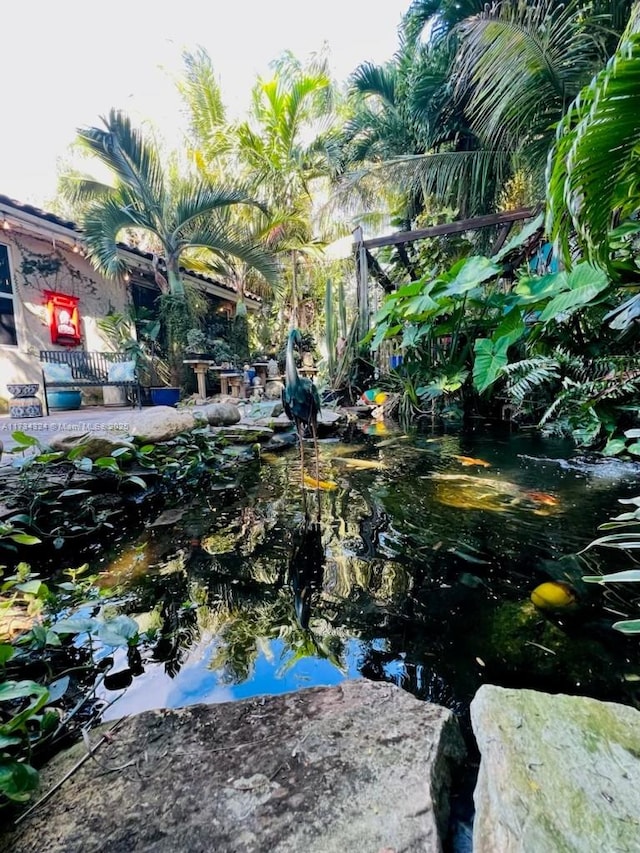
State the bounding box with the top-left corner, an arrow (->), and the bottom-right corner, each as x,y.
546,24 -> 640,268
183,221 -> 280,287
82,197 -> 140,277
172,185 -> 267,240
454,0 -> 610,167
76,110 -> 167,230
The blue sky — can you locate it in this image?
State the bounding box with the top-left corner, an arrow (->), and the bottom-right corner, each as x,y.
2,0 -> 410,206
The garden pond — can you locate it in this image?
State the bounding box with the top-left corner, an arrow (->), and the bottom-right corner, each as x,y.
64,423 -> 640,727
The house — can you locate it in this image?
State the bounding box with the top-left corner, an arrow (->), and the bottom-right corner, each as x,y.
0,194 -> 259,410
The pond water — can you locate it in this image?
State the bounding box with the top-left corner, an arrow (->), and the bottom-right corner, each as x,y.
80,422 -> 640,731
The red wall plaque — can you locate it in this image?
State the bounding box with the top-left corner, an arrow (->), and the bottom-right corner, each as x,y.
44,291 -> 81,346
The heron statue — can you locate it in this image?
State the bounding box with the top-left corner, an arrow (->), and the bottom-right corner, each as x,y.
282,328 -> 322,491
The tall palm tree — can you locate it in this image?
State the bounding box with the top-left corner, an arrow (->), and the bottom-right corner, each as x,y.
233,53 -> 338,326
177,49 -> 334,323
65,110 -> 278,375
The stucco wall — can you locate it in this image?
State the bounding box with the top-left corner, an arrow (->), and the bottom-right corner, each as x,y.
0,228 -> 132,407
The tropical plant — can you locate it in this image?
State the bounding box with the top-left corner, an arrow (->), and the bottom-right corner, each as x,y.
0,561 -> 142,806
546,3 -> 640,270
62,110 -> 278,382
581,494 -> 640,634
335,0 -> 633,224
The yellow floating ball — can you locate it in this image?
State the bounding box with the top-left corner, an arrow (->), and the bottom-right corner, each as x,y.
374,392 -> 388,405
530,581 -> 576,610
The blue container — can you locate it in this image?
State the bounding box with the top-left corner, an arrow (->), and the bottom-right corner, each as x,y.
150,387 -> 180,407
47,390 -> 81,411
389,355 -> 404,370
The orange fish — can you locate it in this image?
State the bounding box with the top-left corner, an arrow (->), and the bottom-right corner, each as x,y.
525,491 -> 559,506
452,455 -> 491,468
303,474 -> 339,491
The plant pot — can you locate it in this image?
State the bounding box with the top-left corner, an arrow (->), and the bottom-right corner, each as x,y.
47,390 -> 82,411
150,387 -> 180,407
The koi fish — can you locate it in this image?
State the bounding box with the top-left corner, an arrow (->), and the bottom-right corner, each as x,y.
333,457 -> 387,470
452,455 -> 492,468
303,474 -> 339,491
524,491 -> 559,506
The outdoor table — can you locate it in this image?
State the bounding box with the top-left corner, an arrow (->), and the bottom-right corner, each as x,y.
183,359 -> 215,399
219,371 -> 243,397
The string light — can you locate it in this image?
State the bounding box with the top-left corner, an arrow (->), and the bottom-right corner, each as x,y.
123,272 -> 130,282
1,216 -> 10,231
72,240 -> 80,253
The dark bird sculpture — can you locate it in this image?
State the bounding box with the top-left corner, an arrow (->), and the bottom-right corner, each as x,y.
282,328 -> 322,491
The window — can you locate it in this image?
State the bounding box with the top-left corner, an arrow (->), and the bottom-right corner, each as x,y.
0,243 -> 17,346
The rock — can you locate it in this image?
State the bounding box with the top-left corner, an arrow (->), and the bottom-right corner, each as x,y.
48,431 -> 135,460
107,407 -> 197,443
268,408 -> 347,436
197,402 -> 241,426
471,685 -> 640,853
148,508 -> 186,528
212,423 -> 275,443
3,682 -> 465,853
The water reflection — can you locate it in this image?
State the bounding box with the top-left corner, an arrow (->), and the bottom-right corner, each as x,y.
288,521 -> 324,630
93,427 -> 640,721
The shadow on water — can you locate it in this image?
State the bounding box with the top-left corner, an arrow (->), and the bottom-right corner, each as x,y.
75,422 -> 640,845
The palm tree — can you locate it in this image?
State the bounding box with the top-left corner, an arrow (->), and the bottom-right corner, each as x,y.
233,52 -> 338,327
177,49 -> 335,324
336,0 -> 633,221
66,110 -> 278,378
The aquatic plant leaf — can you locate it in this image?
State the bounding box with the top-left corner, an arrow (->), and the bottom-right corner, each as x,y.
9,432 -> 39,447
126,476 -> 147,489
0,644 -> 14,666
9,534 -> 41,546
582,570 -> 640,583
46,676 -> 70,703
602,439 -> 627,456
0,681 -> 46,702
613,619 -> 640,634
97,616 -> 139,647
51,617 -> 97,635
0,759 -> 39,802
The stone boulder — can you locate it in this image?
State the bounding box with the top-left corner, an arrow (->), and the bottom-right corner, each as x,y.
471,685 -> 640,853
196,402 -> 241,426
107,407 -> 197,444
211,423 -> 274,444
48,432 -> 135,460
270,408 -> 346,435
3,681 -> 465,853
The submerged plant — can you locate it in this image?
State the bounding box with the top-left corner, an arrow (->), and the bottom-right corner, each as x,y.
581,496 -> 640,634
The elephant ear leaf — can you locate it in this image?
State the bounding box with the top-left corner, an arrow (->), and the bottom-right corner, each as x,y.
539,263 -> 609,322
473,337 -> 510,393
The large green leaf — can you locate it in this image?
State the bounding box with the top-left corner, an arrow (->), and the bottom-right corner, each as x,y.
440,256 -> 501,298
539,264 -> 610,322
513,272 -> 567,305
492,308 -> 525,347
546,24 -> 640,267
473,336 -> 510,393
